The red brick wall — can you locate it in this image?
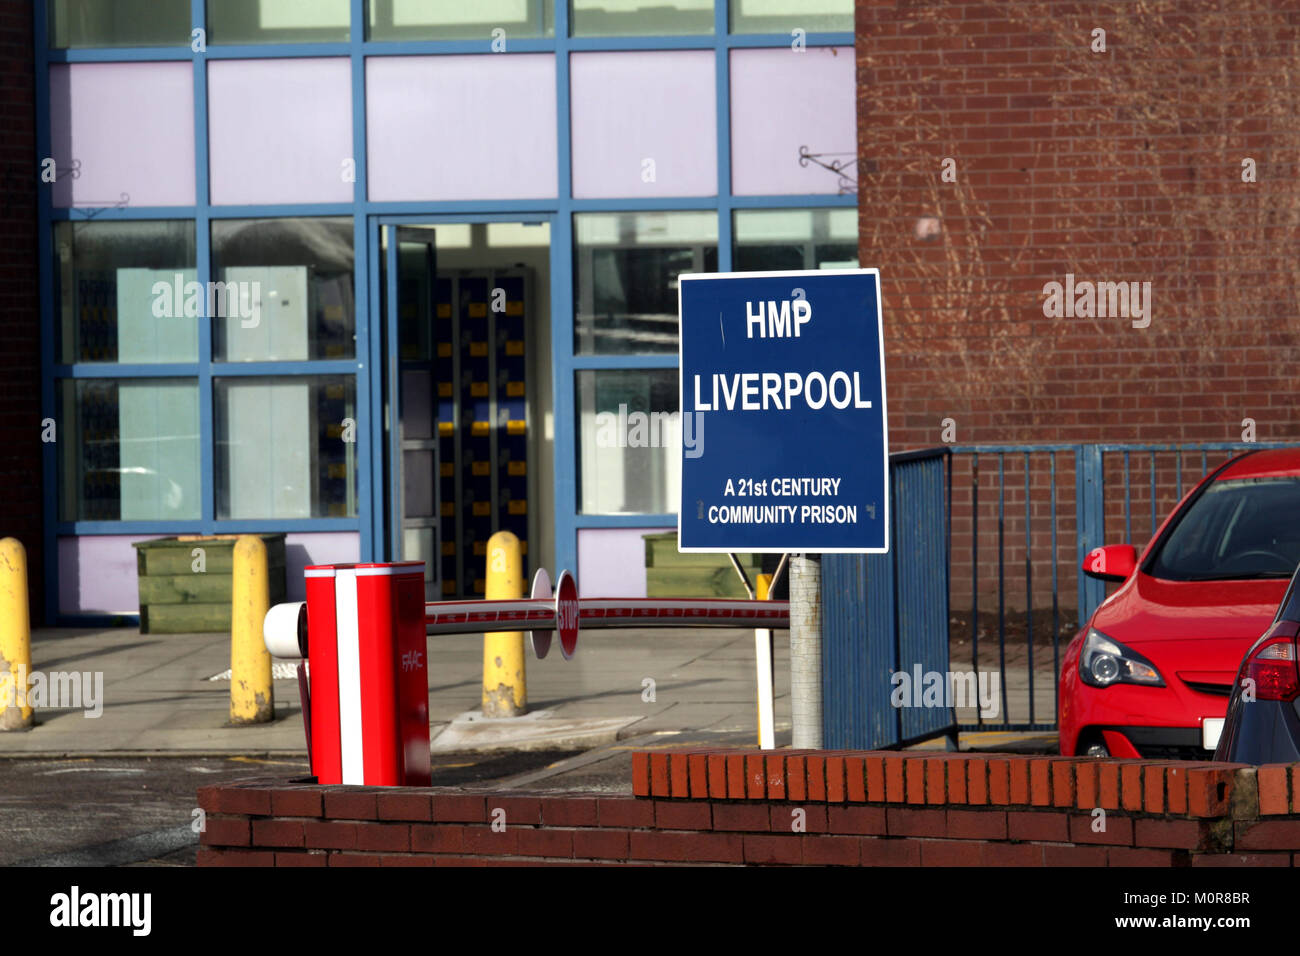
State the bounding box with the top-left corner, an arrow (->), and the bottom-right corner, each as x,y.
857,0 -> 1300,451
856,1 -> 1300,616
195,749 -> 1300,866
0,0 -> 41,621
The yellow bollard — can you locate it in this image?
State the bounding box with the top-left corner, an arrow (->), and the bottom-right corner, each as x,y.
230,535 -> 273,725
0,538 -> 32,730
482,530 -> 526,717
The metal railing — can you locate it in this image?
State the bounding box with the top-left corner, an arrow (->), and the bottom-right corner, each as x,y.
822,448 -> 953,750
947,441 -> 1294,734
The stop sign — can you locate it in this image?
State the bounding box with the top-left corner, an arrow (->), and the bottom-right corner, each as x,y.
528,568 -> 552,660
555,570 -> 578,660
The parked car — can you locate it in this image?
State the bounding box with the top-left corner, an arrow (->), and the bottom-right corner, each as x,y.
1059,448 -> 1300,759
1213,561 -> 1300,763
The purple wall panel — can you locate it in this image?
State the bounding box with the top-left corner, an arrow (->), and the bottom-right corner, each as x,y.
59,535 -> 163,616
577,527 -> 672,599
208,58 -> 353,205
729,47 -> 855,196
49,63 -> 195,208
281,532 -> 360,601
570,51 -> 716,199
366,55 -> 557,201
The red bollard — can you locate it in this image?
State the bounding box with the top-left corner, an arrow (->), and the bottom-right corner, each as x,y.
303,562 -> 430,786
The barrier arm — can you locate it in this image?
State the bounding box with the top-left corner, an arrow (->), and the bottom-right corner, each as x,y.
262,568 -> 789,788
267,595 -> 790,652
423,597 -> 789,635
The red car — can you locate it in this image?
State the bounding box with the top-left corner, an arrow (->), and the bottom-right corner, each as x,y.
1059,448 -> 1300,759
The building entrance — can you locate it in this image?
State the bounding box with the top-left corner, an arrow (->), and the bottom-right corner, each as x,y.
380,222 -> 549,599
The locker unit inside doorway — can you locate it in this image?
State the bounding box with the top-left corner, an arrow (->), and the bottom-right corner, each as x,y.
433,269 -> 531,598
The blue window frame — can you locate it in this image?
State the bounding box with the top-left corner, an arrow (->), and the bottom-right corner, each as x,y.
35,0 -> 855,622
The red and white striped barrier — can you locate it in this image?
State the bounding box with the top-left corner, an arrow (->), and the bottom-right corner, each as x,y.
263,564 -> 788,786
293,562 -> 430,787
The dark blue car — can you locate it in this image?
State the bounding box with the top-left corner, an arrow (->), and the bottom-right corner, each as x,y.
1214,562 -> 1300,763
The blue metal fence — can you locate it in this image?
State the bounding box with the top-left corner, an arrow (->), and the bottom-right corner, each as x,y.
822,448 -> 954,750
955,443 -> 1075,734
821,441 -> 1295,746
953,441 -> 1293,734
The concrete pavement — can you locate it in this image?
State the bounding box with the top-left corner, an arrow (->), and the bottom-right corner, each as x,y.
0,623 -> 1058,756
0,624 -> 797,755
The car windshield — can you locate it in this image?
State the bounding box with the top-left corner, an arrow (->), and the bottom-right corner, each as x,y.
1148,477 -> 1300,581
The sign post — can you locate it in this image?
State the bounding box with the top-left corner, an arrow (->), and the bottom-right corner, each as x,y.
678,269 -> 888,747
789,554 -> 822,748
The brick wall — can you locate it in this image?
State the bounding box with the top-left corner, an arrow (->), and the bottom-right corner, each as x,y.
857,0 -> 1300,451
856,1 -> 1300,615
196,749 -> 1300,866
0,0 -> 41,621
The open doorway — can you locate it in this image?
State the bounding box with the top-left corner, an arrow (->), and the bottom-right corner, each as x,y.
378,220 -> 552,599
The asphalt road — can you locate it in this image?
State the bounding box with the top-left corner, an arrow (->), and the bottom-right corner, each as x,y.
0,750 -> 595,867
0,726 -> 1055,867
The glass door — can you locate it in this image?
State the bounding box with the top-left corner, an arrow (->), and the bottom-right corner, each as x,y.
384,226 -> 441,599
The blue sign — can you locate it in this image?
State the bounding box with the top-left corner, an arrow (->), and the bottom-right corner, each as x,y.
678,269 -> 888,553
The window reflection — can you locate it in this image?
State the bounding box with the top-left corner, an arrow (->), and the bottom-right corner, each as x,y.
574,211 -> 717,355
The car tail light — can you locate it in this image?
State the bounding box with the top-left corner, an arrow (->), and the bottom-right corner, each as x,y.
1244,637 -> 1300,702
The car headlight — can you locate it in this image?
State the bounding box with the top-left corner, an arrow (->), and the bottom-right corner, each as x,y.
1079,628 -> 1165,688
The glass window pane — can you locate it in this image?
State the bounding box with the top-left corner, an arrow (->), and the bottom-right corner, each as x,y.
48,0 -> 191,47
577,369 -> 679,514
215,376 -> 358,519
59,378 -> 200,520
815,242 -> 858,269
368,0 -> 553,40
211,218 -> 355,362
209,0 -> 351,44
730,0 -> 851,34
575,211 -> 717,355
396,238 -> 435,362
733,207 -> 858,272
572,0 -> 713,36
55,221 -> 198,365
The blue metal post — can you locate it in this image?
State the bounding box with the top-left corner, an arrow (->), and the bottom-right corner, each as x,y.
1075,444 -> 1105,622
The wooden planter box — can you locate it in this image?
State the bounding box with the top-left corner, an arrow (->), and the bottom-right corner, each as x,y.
133,534 -> 287,634
643,531 -> 760,598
